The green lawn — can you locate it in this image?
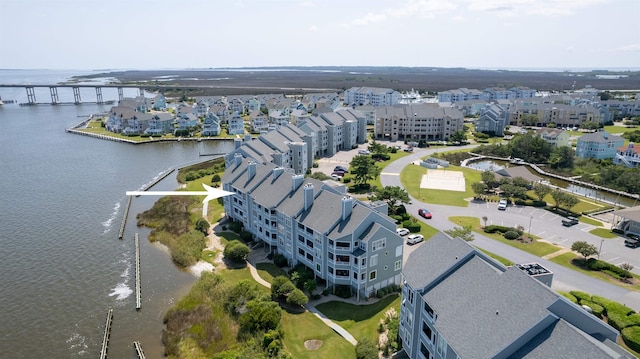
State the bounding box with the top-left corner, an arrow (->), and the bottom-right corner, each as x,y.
527,190 -> 606,214
316,294 -> 401,343
478,249 -> 515,267
589,228 -> 619,239
400,165 -> 480,207
549,252 -> 640,291
370,151 -> 411,189
256,262 -> 287,283
281,310 -> 354,359
580,216 -> 603,226
449,216 -> 561,257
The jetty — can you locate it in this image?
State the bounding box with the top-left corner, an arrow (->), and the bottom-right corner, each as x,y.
118,195 -> 132,240
140,168 -> 175,192
133,341 -> 146,359
135,233 -> 141,310
99,309 -> 113,359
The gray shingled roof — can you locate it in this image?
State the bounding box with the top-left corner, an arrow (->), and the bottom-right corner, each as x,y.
298,190 -> 345,234
251,168 -> 296,208
228,161 -> 272,192
424,258 -> 558,358
403,232 -> 476,289
513,319 -> 631,359
578,131 -> 624,144
328,202 -> 370,239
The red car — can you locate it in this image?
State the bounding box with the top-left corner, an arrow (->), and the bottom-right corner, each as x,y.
418,208 -> 432,219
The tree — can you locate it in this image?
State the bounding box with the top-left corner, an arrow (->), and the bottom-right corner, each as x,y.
549,146 -> 574,169
450,130 -> 467,144
355,338 -> 378,359
367,139 -> 388,155
481,216 -> 488,228
571,241 -> 598,259
472,182 -> 488,198
350,155 -> 381,187
239,300 -> 282,333
444,225 -> 475,242
368,186 -> 410,213
224,240 -> 250,263
286,288 -> 309,306
508,133 -> 552,163
481,170 -> 497,188
550,190 -> 579,212
211,173 -> 221,186
303,279 -> 317,296
194,217 -> 210,235
532,183 -> 552,202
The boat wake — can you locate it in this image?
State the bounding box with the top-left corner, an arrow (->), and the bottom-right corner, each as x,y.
66,331 -> 88,357
101,201 -> 121,234
109,254 -> 132,301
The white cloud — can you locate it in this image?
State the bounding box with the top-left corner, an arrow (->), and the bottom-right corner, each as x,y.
464,0 -> 610,16
340,0 -> 458,28
609,44 -> 640,52
308,25 -> 319,32
299,1 -> 315,7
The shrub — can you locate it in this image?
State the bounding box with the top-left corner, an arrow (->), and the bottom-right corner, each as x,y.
286,288 -> 309,306
239,230 -> 253,243
621,326 -> 640,353
586,258 -> 632,278
579,300 -> 604,318
389,215 -> 403,224
560,292 -> 578,303
503,230 -> 520,240
224,240 -> 250,263
334,285 -> 353,299
402,220 -> 421,233
355,338 -> 378,359
570,291 -> 592,302
273,253 -> 288,267
342,177 -> 352,183
228,221 -> 243,233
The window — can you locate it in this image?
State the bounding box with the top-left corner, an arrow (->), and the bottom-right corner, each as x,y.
437,334 -> 447,356
372,238 -> 386,251
395,260 -> 401,271
396,245 -> 403,257
425,302 -> 435,320
336,269 -> 349,277
298,248 -> 305,256
422,322 -> 433,343
316,263 -> 321,272
370,254 -> 378,267
369,270 -> 377,281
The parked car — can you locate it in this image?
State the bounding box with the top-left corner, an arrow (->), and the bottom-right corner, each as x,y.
625,233 -> 640,248
358,149 -> 370,155
404,147 -> 413,152
497,199 -> 508,210
418,208 -> 432,219
561,217 -> 579,227
330,174 -> 343,180
406,234 -> 424,245
331,171 -> 345,177
334,165 -> 348,173
396,228 -> 410,236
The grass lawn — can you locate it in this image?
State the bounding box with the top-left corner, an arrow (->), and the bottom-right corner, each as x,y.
256,262 -> 287,283
281,310 -> 354,359
548,252 -> 640,291
315,294 -> 401,343
370,151 -> 411,189
604,125 -> 639,135
580,216 -> 603,226
400,164 -> 481,207
589,228 -> 619,239
450,216 -> 561,257
201,249 -> 218,264
530,191 -> 608,214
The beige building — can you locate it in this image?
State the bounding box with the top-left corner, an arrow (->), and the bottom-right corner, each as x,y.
536,128 -> 570,147
373,103 -> 464,141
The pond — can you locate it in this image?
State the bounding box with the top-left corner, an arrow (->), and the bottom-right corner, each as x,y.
465,159 -> 638,208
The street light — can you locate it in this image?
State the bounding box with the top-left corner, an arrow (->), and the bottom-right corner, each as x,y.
598,239 -> 604,260
528,216 -> 533,239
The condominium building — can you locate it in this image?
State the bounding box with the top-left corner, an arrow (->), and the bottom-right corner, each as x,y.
373,103 -> 464,141
399,233 -> 632,359
344,87 -> 402,106
222,157 -> 404,299
575,131 -> 625,159
615,143 -> 640,168
474,104 -> 509,136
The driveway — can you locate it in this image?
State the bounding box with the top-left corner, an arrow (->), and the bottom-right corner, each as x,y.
375,144 -> 640,311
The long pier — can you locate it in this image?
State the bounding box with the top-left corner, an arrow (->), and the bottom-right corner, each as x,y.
118,196 -> 132,240
135,233 -> 141,310
99,309 -> 113,359
133,341 -> 146,359
141,168 -> 175,192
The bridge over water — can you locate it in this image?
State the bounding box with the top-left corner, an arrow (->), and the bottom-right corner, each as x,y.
0,84 -> 149,105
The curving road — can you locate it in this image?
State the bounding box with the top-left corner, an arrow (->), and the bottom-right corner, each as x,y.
377,144 -> 640,311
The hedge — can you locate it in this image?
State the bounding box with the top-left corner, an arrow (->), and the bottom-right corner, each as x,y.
587,258 -> 632,279
579,299 -> 604,318
504,230 -> 519,240
402,220 -> 421,233
570,291 -> 592,302
622,326 -> 640,353
560,292 -> 578,304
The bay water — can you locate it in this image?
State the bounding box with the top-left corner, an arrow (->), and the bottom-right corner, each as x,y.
0,70 -> 234,358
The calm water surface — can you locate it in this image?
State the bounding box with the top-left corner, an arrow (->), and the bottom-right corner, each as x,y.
0,70 -> 233,358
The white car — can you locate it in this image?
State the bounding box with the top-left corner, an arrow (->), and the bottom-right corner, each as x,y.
406,234 -> 424,245
358,149 -> 370,155
396,228 -> 410,236
497,199 -> 508,210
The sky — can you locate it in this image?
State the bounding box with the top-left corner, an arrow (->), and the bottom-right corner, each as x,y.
0,0 -> 639,71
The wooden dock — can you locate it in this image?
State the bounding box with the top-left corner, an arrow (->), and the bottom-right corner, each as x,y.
133,341 -> 146,359
118,195 -> 132,240
135,233 -> 141,310
99,309 -> 113,359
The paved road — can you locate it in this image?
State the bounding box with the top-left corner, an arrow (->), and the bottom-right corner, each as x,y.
376,144 -> 640,311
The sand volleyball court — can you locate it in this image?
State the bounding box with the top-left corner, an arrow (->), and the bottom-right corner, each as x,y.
419,169 -> 465,191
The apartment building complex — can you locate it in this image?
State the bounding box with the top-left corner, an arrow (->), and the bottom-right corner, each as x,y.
343,87 -> 402,106
399,233 -> 632,359
575,131 -> 625,159
222,157 -> 404,299
373,103 -> 464,141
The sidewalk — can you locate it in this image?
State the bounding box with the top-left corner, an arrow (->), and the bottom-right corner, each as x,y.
245,248 -> 359,346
